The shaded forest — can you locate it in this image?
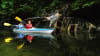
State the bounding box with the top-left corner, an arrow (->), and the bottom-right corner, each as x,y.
0,0 -> 100,29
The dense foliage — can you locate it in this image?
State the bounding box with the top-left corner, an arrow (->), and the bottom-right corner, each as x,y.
72,0 -> 100,10
0,0 -> 99,21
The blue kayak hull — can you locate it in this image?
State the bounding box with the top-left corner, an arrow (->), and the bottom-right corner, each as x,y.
13,28 -> 54,34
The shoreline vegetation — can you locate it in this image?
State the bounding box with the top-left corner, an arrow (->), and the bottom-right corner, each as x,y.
0,0 -> 100,33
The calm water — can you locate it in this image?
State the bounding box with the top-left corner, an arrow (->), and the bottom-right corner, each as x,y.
0,30 -> 100,56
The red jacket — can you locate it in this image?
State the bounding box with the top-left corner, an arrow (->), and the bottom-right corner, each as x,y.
25,24 -> 33,29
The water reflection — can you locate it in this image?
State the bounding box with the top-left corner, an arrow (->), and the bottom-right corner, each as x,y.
10,32 -> 57,50
1,30 -> 100,56
67,32 -> 97,40
15,32 -> 55,40
53,32 -> 100,56
4,37 -> 13,43
16,33 -> 24,39
15,33 -> 34,43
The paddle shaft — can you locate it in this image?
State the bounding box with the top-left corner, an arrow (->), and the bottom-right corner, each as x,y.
24,17 -> 45,20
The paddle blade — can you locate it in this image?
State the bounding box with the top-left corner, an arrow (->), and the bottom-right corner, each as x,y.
17,43 -> 24,50
3,22 -> 11,26
4,37 -> 13,43
15,16 -> 22,22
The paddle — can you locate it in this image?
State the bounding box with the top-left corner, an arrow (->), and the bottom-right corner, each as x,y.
15,16 -> 22,22
15,16 -> 26,24
17,43 -> 24,50
3,16 -> 23,26
4,37 -> 13,43
3,22 -> 17,26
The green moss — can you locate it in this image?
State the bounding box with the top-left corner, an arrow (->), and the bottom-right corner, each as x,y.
82,1 -> 95,8
72,0 -> 97,10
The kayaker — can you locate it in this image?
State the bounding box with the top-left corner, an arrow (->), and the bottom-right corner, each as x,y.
25,20 -> 33,29
17,22 -> 24,29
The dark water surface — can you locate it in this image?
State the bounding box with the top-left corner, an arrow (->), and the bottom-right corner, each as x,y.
0,30 -> 100,56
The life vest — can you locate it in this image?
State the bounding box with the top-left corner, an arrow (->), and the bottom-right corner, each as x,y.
25,24 -> 33,29
17,24 -> 24,29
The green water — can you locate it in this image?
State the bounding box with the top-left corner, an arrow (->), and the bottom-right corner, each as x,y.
0,30 -> 100,56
